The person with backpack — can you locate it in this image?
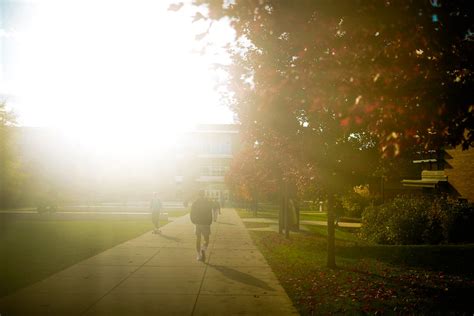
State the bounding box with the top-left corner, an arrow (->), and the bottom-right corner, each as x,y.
190,190 -> 213,261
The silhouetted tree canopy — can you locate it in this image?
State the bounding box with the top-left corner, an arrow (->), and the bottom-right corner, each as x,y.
182,0 -> 474,267
192,1 -> 472,145
186,0 -> 473,188
0,103 -> 25,208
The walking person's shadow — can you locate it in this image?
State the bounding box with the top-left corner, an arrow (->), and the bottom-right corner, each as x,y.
206,263 -> 274,291
156,234 -> 181,242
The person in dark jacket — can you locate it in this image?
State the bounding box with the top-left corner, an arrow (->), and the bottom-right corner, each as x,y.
190,190 -> 213,261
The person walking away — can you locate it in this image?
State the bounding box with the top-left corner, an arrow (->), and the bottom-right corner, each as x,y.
190,191 -> 213,261
212,199 -> 221,222
220,196 -> 225,208
150,193 -> 163,234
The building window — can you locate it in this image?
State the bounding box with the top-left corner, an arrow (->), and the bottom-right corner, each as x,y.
200,139 -> 232,155
200,160 -> 229,176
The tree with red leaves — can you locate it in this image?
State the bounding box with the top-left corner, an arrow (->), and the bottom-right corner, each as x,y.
225,143 -> 279,212
181,0 -> 474,268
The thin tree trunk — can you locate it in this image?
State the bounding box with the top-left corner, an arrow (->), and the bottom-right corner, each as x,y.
294,199 -> 300,231
279,191 -> 284,235
284,199 -> 290,238
327,195 -> 336,268
284,181 -> 290,239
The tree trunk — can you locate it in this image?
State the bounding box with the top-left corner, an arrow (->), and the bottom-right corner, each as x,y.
284,182 -> 290,239
251,188 -> 258,217
279,192 -> 284,234
294,199 -> 300,231
327,195 -> 337,269
285,197 -> 290,239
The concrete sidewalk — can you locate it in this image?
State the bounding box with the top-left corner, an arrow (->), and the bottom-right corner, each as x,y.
0,209 -> 298,315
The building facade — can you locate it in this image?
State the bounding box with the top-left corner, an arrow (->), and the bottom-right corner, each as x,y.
401,148 -> 474,202
175,124 -> 239,204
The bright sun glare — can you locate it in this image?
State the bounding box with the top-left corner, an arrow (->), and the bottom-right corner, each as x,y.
5,0 -> 234,153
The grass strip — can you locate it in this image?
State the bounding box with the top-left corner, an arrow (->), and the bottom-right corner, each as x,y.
242,215 -> 474,314
0,218 -> 163,297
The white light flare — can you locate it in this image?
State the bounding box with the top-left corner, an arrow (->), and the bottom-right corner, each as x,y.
6,0 -> 235,155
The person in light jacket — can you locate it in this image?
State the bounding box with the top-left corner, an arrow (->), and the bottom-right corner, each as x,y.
150,192 -> 163,234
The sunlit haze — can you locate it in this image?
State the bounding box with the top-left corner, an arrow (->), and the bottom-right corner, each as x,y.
1,0 -> 235,153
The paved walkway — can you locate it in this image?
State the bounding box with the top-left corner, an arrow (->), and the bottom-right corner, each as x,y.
0,209 -> 298,315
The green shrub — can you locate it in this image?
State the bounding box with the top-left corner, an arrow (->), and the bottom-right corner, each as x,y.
338,192 -> 372,218
442,199 -> 474,243
361,196 -> 474,245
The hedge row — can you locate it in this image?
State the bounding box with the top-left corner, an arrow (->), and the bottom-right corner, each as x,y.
361,196 -> 474,245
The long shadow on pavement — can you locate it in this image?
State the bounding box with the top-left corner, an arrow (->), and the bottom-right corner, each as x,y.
156,234 -> 181,242
206,264 -> 274,291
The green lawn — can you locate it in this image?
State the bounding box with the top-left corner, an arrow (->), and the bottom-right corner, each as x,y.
238,208 -> 361,224
0,218 -> 164,297
237,208 -> 328,220
237,208 -> 279,219
244,221 -> 474,314
299,212 -> 328,221
243,222 -> 272,229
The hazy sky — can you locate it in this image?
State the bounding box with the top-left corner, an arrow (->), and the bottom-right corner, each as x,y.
1,0 -> 235,149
